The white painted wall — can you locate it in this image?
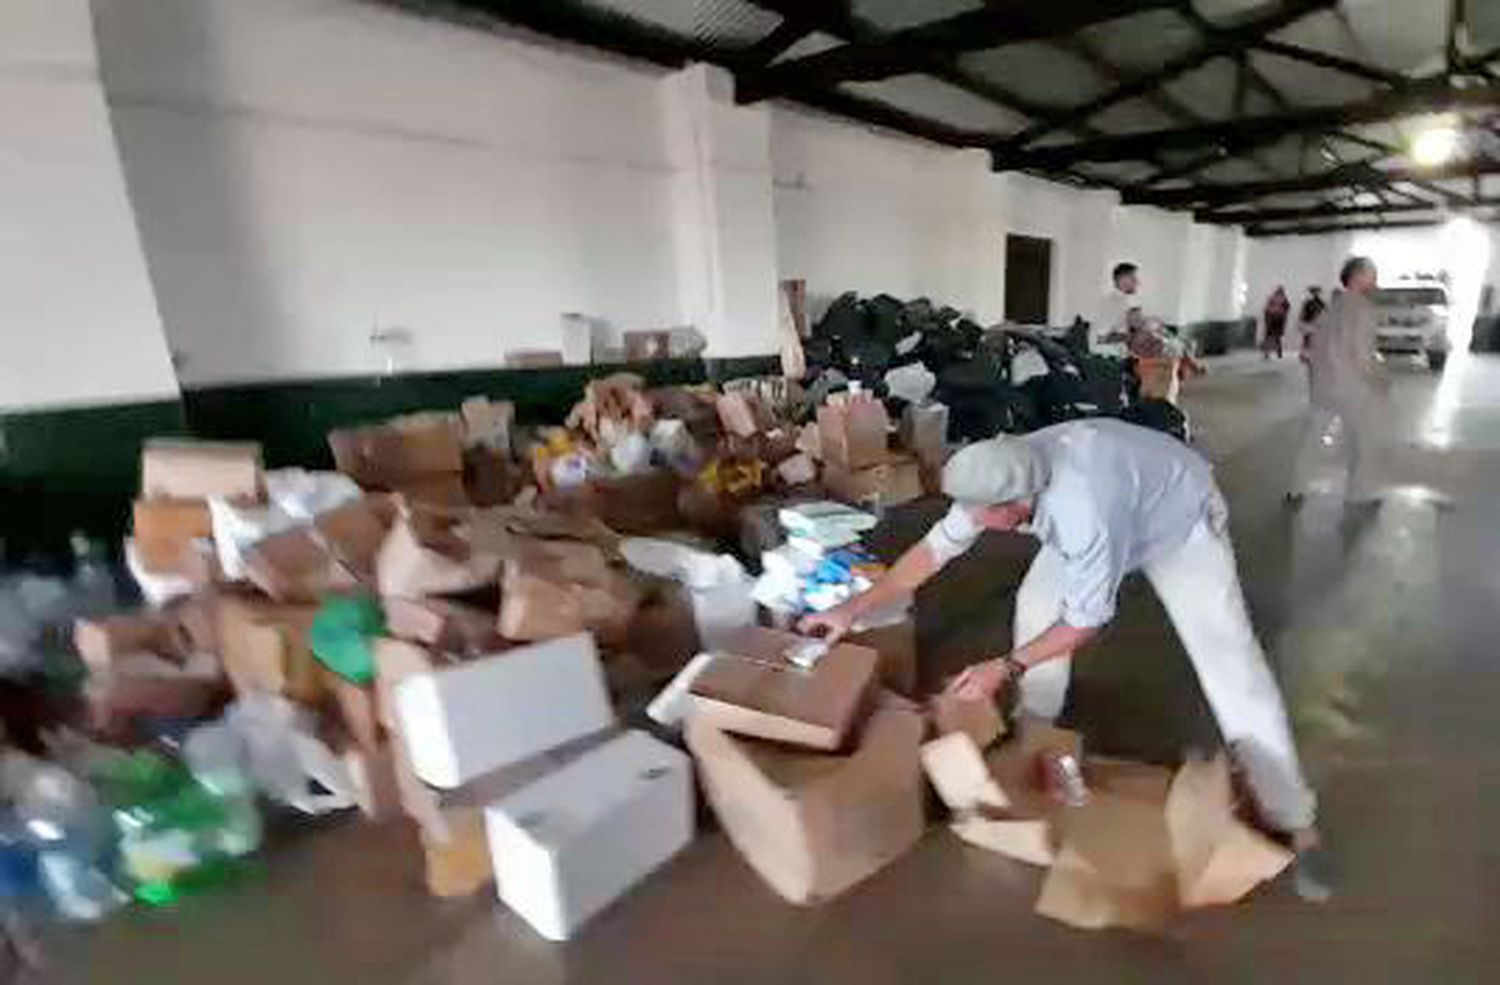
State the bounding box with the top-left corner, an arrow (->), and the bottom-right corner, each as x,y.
0,0 -> 176,412
92,0 -> 689,385
44,0 -> 1252,394
770,105 -> 1246,331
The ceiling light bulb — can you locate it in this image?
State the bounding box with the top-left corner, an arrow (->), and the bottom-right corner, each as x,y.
1412,126 -> 1459,166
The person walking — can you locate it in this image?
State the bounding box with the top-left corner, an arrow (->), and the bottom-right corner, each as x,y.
1289,258 -> 1385,504
800,419 -> 1332,901
1297,285 -> 1326,358
1263,286 -> 1291,359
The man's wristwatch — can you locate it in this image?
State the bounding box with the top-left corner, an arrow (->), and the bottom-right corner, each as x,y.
1000,654 -> 1028,679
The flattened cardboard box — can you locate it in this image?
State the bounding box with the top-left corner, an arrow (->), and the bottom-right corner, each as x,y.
686,700 -> 924,905
383,596 -> 501,654
244,527 -> 359,603
141,439 -> 263,501
314,493 -> 397,583
217,597 -> 323,703
687,625 -> 879,751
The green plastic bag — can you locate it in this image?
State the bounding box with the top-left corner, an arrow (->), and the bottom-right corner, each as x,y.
308,594 -> 386,685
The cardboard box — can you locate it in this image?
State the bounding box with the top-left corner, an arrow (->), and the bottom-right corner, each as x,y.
383,596 -> 501,654
1030,754 -> 1290,932
74,614 -> 177,673
376,510 -> 504,599
389,474 -> 471,509
848,617 -> 918,696
140,439 -> 263,501
217,597 -> 323,703
922,718 -> 1081,821
687,625 -> 879,751
132,499 -> 213,574
339,740 -> 401,821
541,470 -> 682,536
485,730 -> 694,941
497,540 -> 639,645
393,633 -> 614,789
422,810 -> 494,897
716,392 -> 761,438
84,653 -> 227,737
167,593 -> 221,654
328,415 -> 463,488
1163,756 -> 1292,907
623,330 -> 673,362
928,693 -> 1004,749
504,350 -> 564,369
460,397 -> 514,452
623,582 -> 700,675
462,446 -> 523,508
244,528 -> 358,603
686,700 -> 924,905
817,397 -> 889,470
313,494 -> 397,583
950,816 -> 1056,867
822,455 -> 923,508
321,666 -> 382,751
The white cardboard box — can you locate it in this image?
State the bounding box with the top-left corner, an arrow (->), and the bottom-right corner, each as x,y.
485,730 -> 694,941
393,634 -> 613,789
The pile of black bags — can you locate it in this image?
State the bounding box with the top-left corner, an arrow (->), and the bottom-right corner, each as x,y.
803,291 -> 1187,444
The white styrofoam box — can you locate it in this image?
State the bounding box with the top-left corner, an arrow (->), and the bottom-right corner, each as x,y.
393,633 -> 614,789
485,730 -> 694,941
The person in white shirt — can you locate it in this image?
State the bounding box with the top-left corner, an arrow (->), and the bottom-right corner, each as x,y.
800,419 -> 1331,899
1093,261 -> 1143,355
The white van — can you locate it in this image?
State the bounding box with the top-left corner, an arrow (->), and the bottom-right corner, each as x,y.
1372,283 -> 1450,371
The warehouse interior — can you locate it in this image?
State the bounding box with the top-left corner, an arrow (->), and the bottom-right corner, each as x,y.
3,0 -> 1500,981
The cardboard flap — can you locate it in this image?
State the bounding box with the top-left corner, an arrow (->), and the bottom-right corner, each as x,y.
921,733 -> 1010,814
1166,755 -> 1292,906
1035,845 -> 1174,933
950,816 -> 1054,867
688,629 -> 879,750
928,693 -> 1004,749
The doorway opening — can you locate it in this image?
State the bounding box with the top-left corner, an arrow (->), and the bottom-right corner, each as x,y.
1004,234 -> 1053,325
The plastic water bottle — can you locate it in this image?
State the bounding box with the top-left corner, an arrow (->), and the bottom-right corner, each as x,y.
8,757 -> 124,921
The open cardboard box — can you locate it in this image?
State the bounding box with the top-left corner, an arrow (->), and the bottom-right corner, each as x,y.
686,625 -> 879,752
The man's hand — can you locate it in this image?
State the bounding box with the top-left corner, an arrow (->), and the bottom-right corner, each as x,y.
797,605 -> 857,644
944,658 -> 1014,701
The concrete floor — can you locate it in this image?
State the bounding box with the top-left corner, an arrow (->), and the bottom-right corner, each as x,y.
50,352 -> 1500,984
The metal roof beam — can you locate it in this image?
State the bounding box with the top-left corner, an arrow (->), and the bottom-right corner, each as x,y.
1246,214 -> 1493,237
1130,157 -> 1500,208
736,0 -> 1167,102
1250,38 -> 1405,86
1195,198 -> 1500,224
1003,77 -> 1500,169
998,0 -> 1335,152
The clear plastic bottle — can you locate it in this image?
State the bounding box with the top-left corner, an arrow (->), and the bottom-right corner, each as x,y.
8,756 -> 124,921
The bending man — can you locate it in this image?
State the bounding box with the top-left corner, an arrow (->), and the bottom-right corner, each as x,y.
800,418 -> 1330,899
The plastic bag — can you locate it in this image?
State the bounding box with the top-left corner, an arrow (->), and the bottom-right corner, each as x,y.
222,696 -> 356,815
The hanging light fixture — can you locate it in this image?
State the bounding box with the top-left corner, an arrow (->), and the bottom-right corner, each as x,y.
1412,124 -> 1461,166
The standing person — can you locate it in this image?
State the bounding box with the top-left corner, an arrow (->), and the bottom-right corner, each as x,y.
1290,258 -> 1385,505
1298,285 -> 1326,358
1093,262 -> 1142,356
1263,286 -> 1291,359
800,421 -> 1332,901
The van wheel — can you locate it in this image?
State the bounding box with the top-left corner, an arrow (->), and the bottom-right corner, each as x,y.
1427,350 -> 1448,371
